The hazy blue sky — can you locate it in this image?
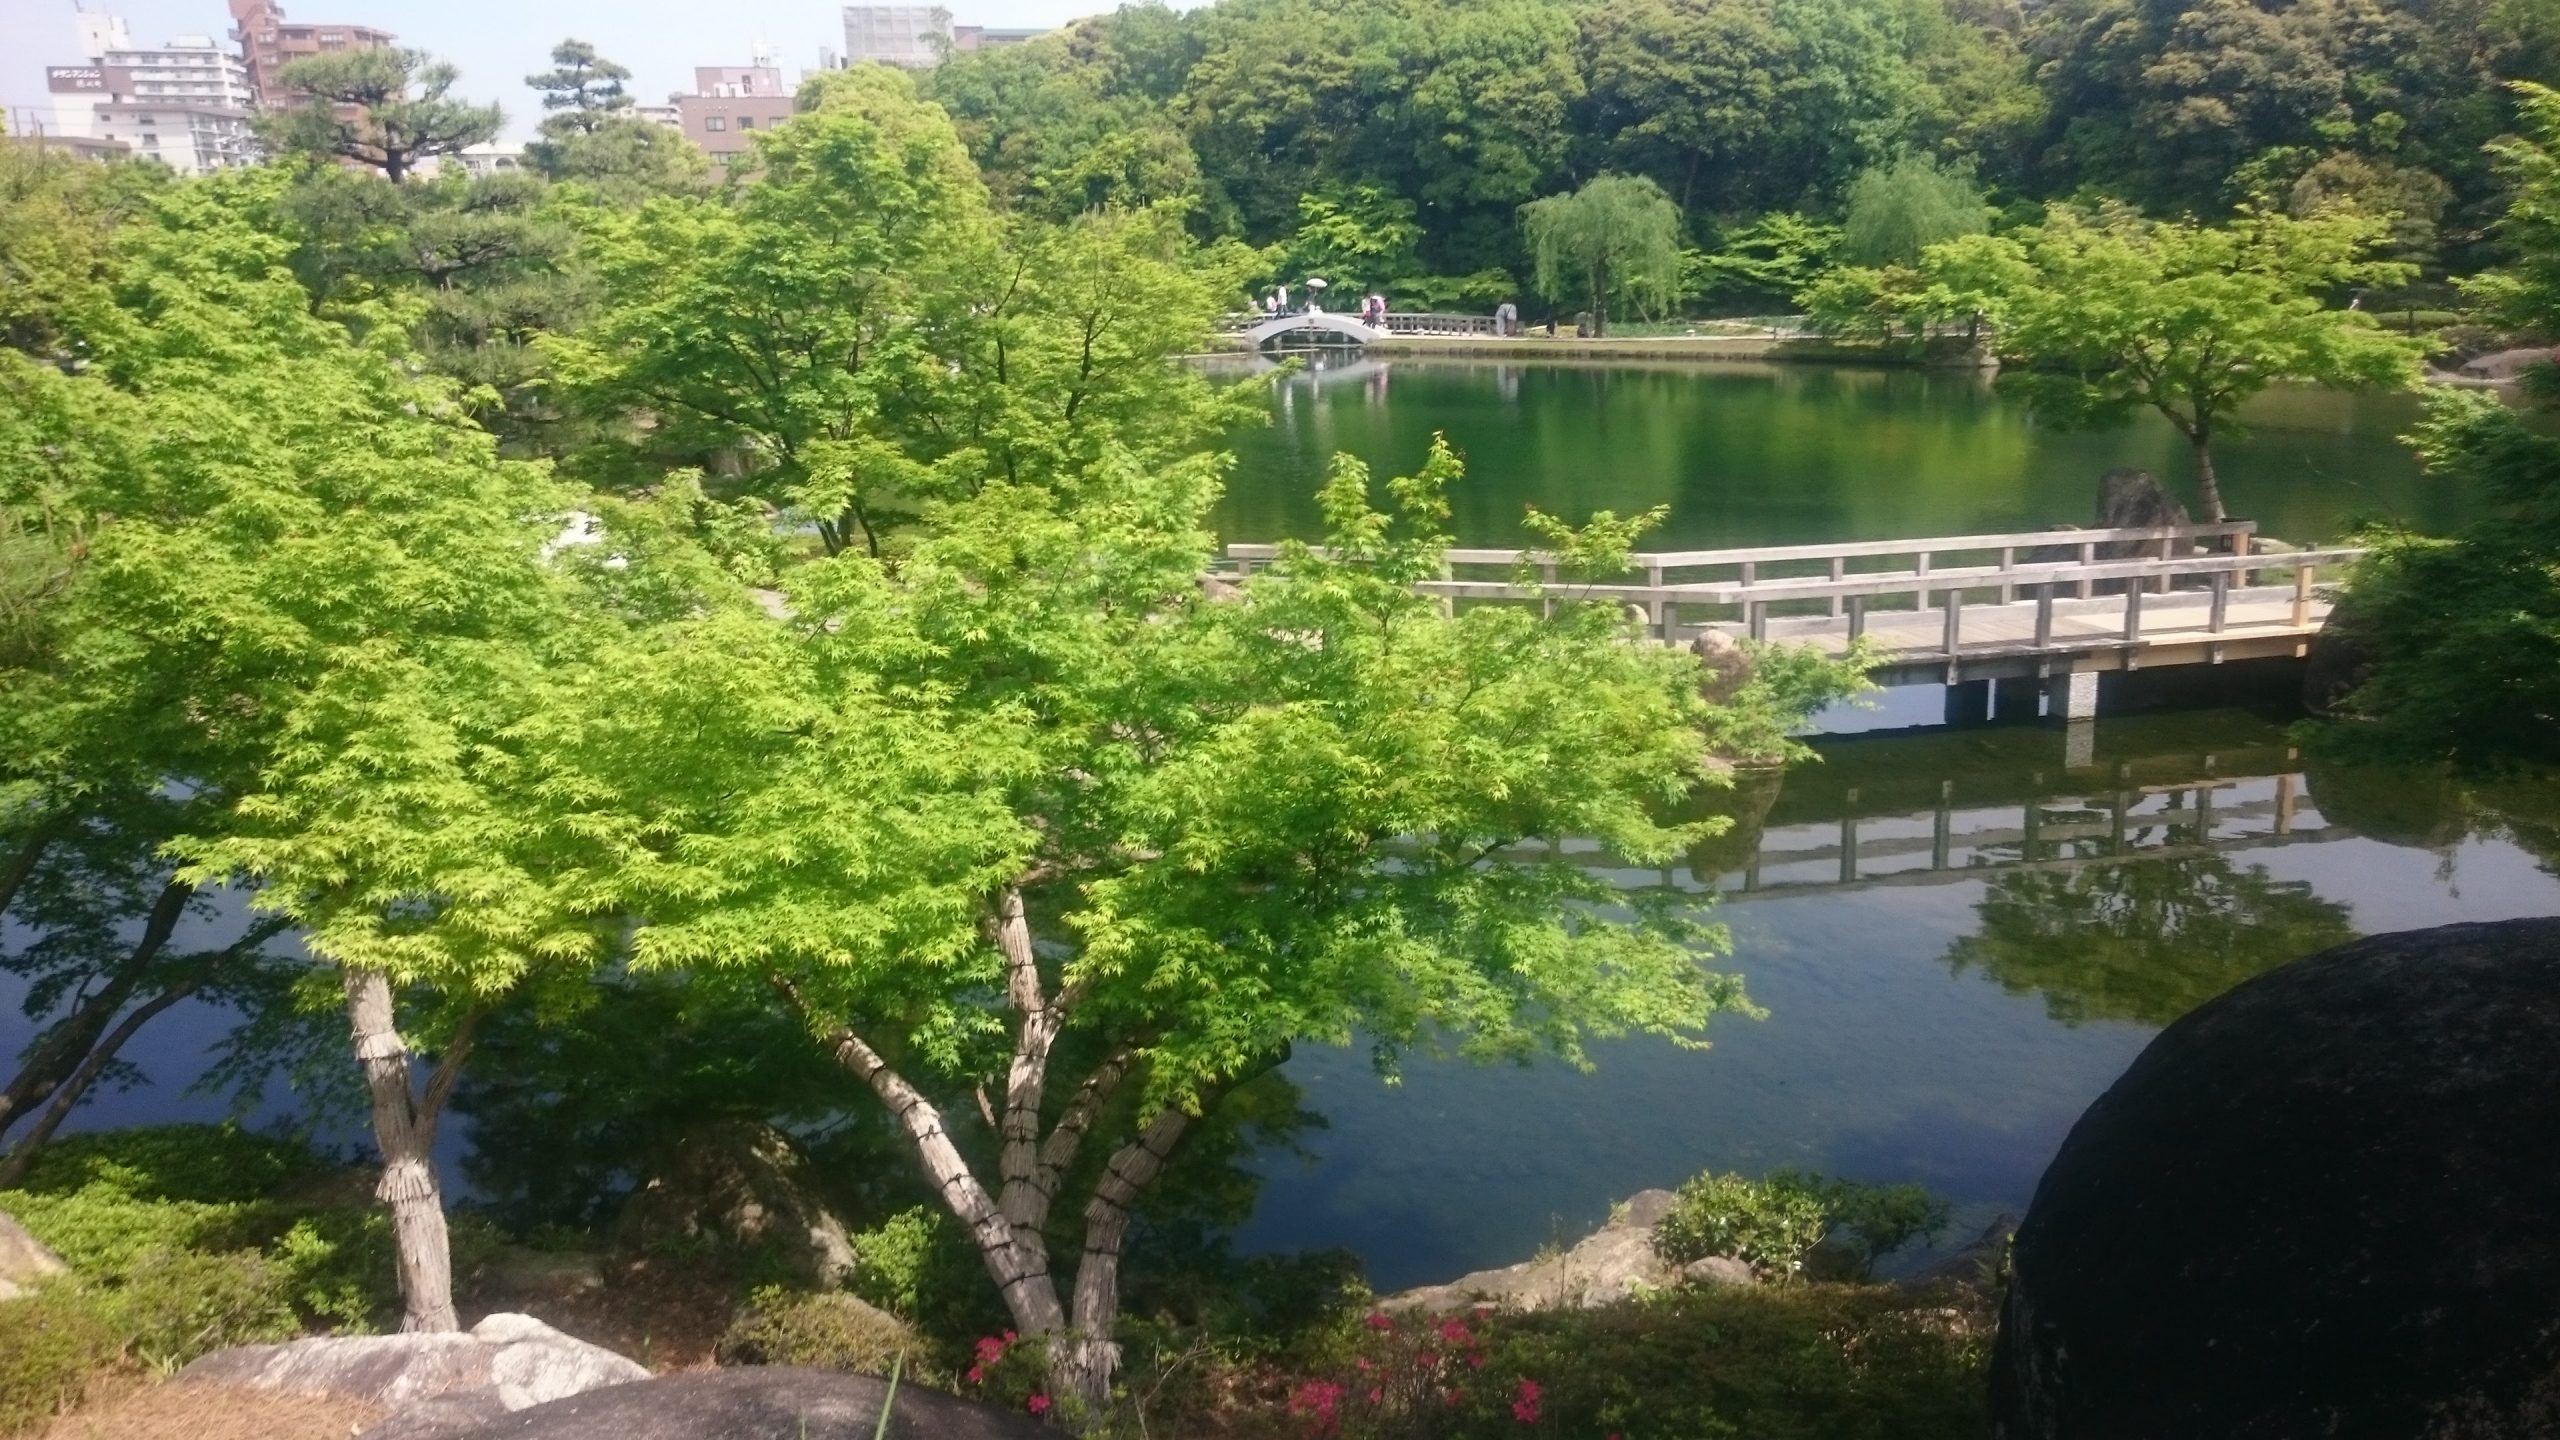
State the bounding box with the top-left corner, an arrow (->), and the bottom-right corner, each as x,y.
3,0 -> 1127,141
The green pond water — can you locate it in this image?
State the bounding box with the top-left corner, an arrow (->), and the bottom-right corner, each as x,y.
1208,354 -> 2468,551
1223,359 -> 2559,1289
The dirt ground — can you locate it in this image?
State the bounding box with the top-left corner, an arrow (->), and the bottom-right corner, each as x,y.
37,1384 -> 380,1440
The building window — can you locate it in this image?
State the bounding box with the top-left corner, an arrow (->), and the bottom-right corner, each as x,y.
141,133 -> 156,143
703,116 -> 726,131
737,115 -> 755,130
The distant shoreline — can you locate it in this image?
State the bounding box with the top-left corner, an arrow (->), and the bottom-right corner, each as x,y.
1204,332 -> 1998,367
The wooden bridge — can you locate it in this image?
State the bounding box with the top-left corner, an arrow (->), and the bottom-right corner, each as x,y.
1227,520 -> 2360,720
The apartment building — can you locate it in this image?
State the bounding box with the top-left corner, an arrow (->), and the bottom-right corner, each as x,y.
226,0 -> 393,106
841,7 -> 1046,69
44,32 -> 259,175
673,63 -> 795,171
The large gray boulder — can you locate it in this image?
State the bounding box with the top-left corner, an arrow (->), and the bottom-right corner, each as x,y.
0,1204 -> 69,1300
616,1120 -> 857,1289
397,1367 -> 1051,1440
180,1311 -> 647,1416
1990,917 -> 2560,1440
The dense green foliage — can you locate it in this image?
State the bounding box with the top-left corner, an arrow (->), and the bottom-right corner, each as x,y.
2321,84 -> 2560,770
917,0 -> 2560,306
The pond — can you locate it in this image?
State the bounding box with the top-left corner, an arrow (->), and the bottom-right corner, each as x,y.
1214,358 -> 2553,1289
1208,354 -> 2468,551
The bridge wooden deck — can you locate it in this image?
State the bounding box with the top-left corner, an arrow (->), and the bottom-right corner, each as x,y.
1228,521 -> 2360,699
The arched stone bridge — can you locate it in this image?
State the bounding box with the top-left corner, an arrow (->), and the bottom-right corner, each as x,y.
1243,312 -> 1383,348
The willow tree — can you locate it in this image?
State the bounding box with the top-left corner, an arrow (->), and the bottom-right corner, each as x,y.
1964,203 -> 2428,521
1841,154 -> 1989,266
515,441 -> 1863,1416
1,169 -> 587,1331
1521,173 -> 1684,334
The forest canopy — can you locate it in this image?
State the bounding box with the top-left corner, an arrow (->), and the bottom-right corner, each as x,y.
918,0 -> 2560,307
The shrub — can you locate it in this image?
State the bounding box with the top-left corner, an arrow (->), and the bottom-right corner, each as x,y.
1653,1170 -> 1949,1279
106,1247 -> 299,1371
1653,1171 -> 1833,1275
848,1207 -> 938,1318
0,1284 -> 120,1435
7,1125 -> 328,1205
715,1287 -> 919,1377
1227,1285 -> 1990,1440
3,1124 -> 419,1340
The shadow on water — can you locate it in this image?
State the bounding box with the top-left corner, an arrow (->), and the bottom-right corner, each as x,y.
1237,706 -> 2560,1291
11,692 -> 2557,1298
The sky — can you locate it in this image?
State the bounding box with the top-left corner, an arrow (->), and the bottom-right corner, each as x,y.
1,0 -> 1132,141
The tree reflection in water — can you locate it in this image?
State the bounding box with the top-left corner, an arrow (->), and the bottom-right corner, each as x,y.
1945,854 -> 2356,1028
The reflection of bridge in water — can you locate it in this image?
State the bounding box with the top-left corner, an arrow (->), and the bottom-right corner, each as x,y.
1504,736 -> 2357,899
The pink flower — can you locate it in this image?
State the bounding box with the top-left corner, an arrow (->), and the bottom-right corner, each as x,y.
1512,1378 -> 1543,1424
1468,1352 -> 1487,1369
1289,1380 -> 1345,1419
1364,1312 -> 1394,1331
1355,1358 -> 1373,1372
1003,1331 -> 1018,1344
965,1365 -> 985,1385
1026,1395 -> 1051,1416
1367,1388 -> 1383,1405
1438,1320 -> 1473,1345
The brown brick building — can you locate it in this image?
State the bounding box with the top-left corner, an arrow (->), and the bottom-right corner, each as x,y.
673,65 -> 797,172
227,0 -> 393,106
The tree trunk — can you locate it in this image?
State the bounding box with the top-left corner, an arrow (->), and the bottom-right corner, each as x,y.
0,879 -> 190,1140
0,969 -> 210,1188
2191,434 -> 2228,523
1055,1104 -> 1194,1415
0,813 -> 67,925
342,967 -> 460,1333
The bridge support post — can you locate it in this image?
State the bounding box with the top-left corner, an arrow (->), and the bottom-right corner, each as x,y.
2045,669 -> 2098,722
2048,669 -> 2099,768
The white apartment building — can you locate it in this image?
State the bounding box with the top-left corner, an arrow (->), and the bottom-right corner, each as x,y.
843,5 -> 952,68
44,31 -> 260,175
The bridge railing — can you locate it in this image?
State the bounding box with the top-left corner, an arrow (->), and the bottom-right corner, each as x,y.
1230,521 -> 2261,606
1377,312 -> 1502,336
1224,528 -> 2360,661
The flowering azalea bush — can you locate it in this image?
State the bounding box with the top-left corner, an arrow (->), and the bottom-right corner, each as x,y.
1150,1280 -> 1987,1440
1270,1309 -> 1548,1437
959,1329 -> 1058,1420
